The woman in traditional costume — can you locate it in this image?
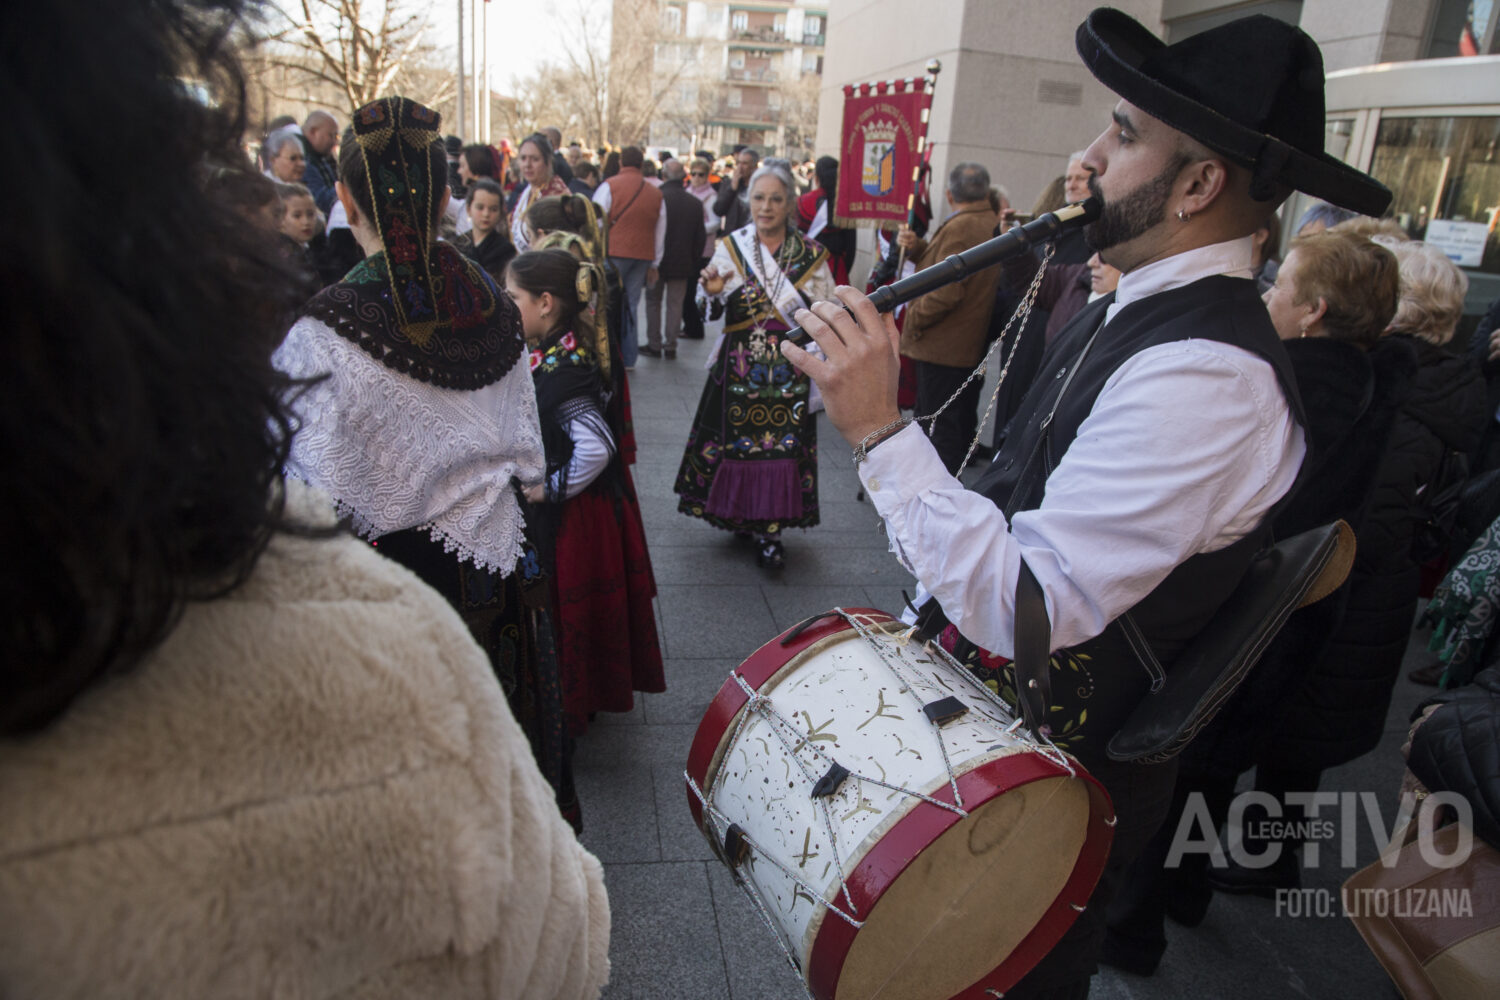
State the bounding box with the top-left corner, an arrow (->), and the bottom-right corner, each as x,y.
510,132 -> 569,253
674,160 -> 835,570
507,249 -> 665,735
271,98 -> 583,828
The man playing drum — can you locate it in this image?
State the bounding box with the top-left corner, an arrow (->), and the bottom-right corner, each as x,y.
783,9 -> 1390,997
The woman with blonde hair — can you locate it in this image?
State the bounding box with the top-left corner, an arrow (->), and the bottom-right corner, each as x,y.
1383,237 -> 1470,345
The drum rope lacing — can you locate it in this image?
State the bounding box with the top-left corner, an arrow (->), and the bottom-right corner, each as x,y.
858,610 -> 1077,778
682,772 -> 829,1000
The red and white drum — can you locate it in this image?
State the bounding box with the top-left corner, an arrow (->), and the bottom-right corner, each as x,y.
685,608 -> 1114,1000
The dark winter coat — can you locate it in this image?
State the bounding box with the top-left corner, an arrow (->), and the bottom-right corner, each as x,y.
1465,295 -> 1500,472
1182,336 -> 1416,781
1265,335 -> 1487,772
658,181 -> 708,280
1408,663 -> 1500,850
713,176 -> 750,235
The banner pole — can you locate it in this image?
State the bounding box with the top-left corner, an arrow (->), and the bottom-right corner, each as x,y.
907,59 -> 941,232
895,59 -> 940,278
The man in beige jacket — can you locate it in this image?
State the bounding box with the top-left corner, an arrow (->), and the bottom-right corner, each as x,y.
896,162 -> 1002,473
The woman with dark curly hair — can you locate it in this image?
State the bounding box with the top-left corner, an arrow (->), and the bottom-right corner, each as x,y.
510,132 -> 569,252
0,4 -> 609,996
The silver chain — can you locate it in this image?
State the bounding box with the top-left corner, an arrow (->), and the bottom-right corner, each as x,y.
915,240 -> 1057,476
751,232 -> 792,321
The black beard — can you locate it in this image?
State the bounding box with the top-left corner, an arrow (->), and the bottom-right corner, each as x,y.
1084,156 -> 1186,252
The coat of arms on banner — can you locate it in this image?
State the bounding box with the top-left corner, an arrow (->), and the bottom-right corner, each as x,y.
860,119 -> 898,196
835,77 -> 933,228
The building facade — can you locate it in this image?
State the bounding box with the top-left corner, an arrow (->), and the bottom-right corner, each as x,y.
816,0 -> 1499,279
632,0 -> 829,158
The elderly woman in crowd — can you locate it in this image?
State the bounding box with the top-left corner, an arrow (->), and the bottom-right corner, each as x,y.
674,159 -> 835,571
0,0 -> 608,994
263,126 -> 306,183
1189,236 -> 1485,902
1104,229 -> 1420,974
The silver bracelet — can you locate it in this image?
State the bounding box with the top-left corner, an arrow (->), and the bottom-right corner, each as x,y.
852,417 -> 911,466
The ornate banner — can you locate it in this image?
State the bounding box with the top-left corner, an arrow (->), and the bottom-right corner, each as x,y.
834,76 -> 934,228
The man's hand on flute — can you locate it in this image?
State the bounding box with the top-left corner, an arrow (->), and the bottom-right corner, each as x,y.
781,286 -> 904,447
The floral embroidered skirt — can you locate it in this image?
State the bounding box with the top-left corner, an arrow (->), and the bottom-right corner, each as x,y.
674,322 -> 820,533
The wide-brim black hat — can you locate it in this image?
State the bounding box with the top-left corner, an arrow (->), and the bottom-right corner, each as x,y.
1076,8 -> 1391,217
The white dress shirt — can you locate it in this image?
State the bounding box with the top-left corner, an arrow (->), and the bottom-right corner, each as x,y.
591,180 -> 667,266
548,412 -> 612,500
858,236 -> 1305,657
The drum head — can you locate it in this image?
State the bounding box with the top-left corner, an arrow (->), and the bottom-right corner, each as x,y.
832,774 -> 1090,999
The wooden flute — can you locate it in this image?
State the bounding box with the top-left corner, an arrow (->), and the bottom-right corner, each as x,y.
786,197 -> 1102,346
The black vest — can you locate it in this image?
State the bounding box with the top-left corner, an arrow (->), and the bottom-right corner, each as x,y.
937,275 -> 1307,765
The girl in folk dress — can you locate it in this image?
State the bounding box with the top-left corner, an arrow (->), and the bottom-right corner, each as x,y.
452,177 -> 516,287
675,160 -> 836,570
507,248 -> 665,734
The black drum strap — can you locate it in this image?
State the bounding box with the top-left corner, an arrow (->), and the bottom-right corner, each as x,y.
1013,561 -> 1052,735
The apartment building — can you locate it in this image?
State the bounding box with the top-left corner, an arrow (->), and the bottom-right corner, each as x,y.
629,0 -> 829,158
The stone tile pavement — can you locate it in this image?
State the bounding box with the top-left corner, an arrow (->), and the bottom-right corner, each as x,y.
573,322 -> 1426,999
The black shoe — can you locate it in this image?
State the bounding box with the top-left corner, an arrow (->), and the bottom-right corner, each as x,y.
638,345 -> 662,358
679,330 -> 705,340
1205,849 -> 1300,897
1100,927 -> 1164,977
756,539 -> 784,570
664,348 -> 676,359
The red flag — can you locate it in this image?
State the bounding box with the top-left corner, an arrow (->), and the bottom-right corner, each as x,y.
833,77 -> 934,228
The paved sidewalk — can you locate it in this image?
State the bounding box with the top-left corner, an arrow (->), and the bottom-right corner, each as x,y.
574,326 -> 1427,1000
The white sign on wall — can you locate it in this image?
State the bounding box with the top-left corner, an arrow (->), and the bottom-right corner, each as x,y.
1424,219 -> 1489,268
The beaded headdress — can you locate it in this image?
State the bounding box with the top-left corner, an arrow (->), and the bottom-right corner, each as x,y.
302,96 -> 523,390
349,97 -> 447,347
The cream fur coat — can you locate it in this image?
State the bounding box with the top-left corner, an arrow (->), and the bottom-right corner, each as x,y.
0,484 -> 609,999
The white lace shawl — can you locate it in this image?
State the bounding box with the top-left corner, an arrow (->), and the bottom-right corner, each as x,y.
274,317 -> 545,575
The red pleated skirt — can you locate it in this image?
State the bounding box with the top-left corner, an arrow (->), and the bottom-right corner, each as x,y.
551,473 -> 665,735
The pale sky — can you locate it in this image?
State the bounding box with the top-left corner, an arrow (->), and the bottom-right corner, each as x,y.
428,0 -> 610,95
